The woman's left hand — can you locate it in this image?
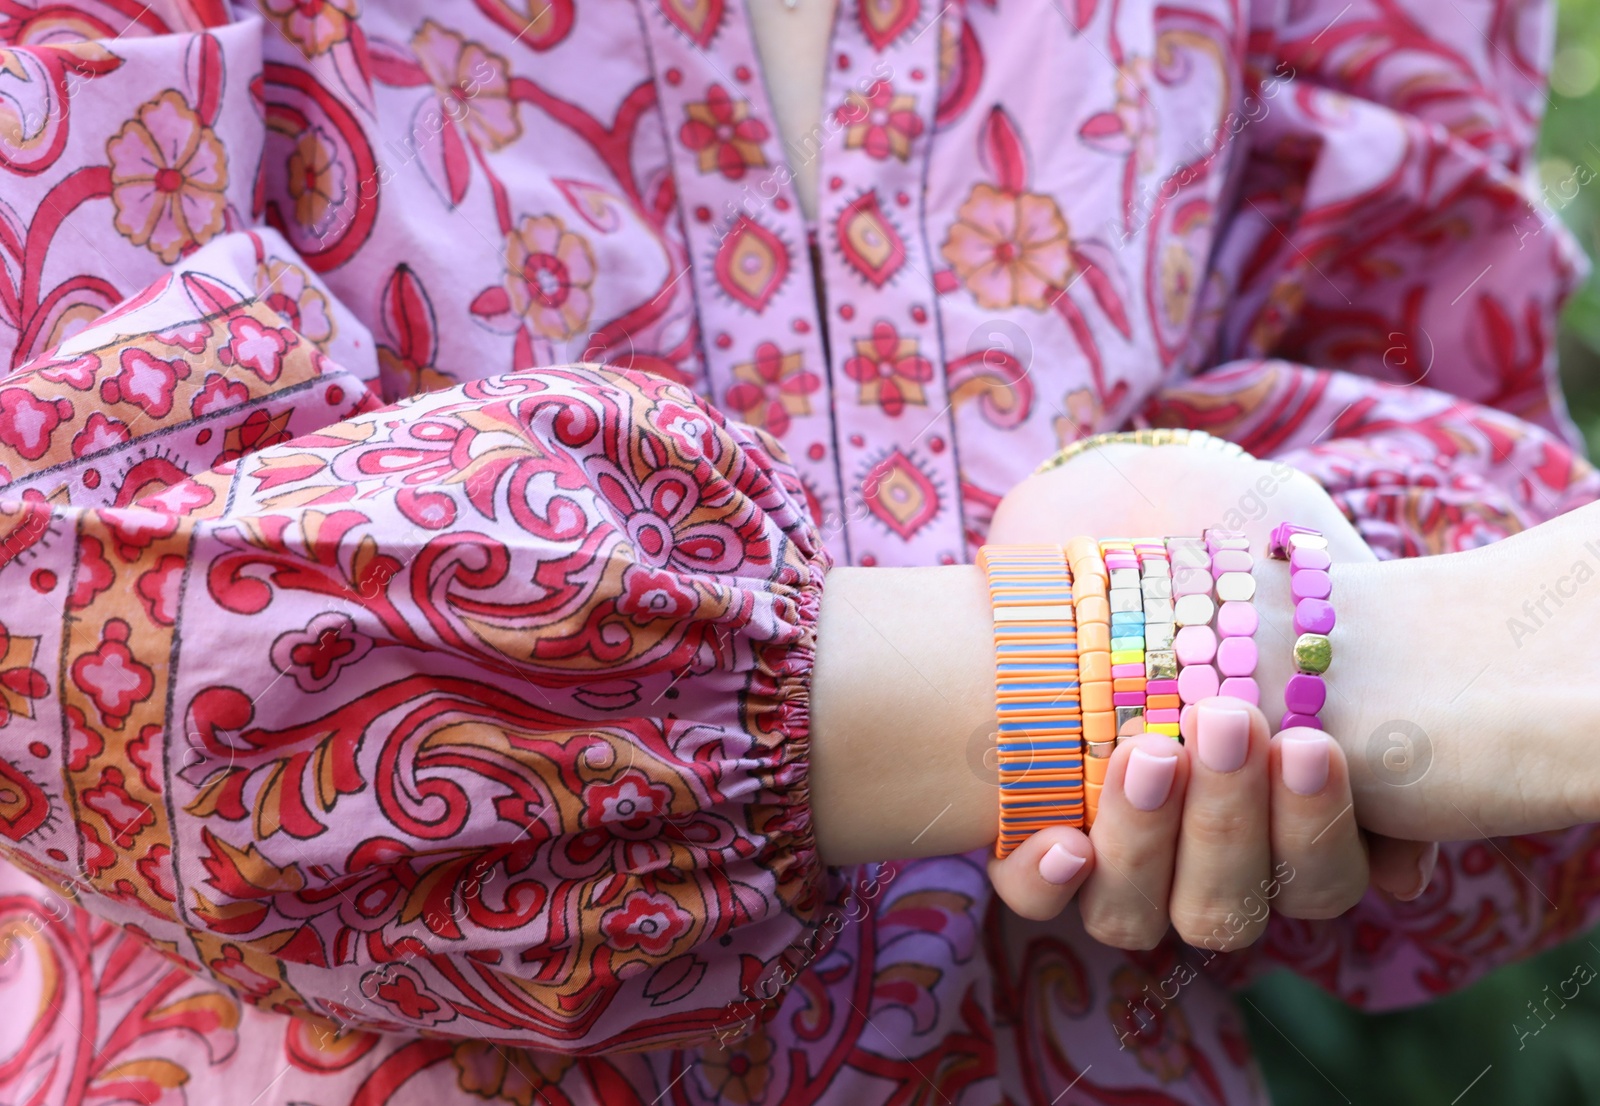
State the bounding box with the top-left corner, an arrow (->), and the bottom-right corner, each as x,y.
984,443 -> 1436,948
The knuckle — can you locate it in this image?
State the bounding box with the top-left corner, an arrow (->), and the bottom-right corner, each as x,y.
1180,802 -> 1260,849
1084,915 -> 1165,951
1080,898 -> 1167,951
1172,902 -> 1268,953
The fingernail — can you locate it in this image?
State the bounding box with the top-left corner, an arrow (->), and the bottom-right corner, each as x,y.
1197,701 -> 1251,773
1280,733 -> 1331,796
1123,747 -> 1178,811
1039,842 -> 1087,885
1396,842 -> 1439,902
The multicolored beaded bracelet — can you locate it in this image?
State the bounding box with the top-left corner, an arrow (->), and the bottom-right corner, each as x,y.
1094,538 -> 1139,822
979,545 -> 1086,857
1137,538 -> 1177,739
1269,523 -> 1334,730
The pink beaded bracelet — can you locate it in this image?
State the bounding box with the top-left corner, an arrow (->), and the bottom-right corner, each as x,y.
1269,523 -> 1334,730
1206,527 -> 1259,708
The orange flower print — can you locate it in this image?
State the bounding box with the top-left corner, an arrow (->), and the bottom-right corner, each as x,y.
0,48 -> 46,152
701,1028 -> 774,1104
838,81 -> 924,161
941,183 -> 1074,311
1109,965 -> 1192,1082
261,0 -> 360,56
256,259 -> 335,349
1247,271 -> 1305,353
286,126 -> 346,240
1114,58 -> 1158,174
451,1040 -> 573,1106
107,91 -> 228,265
1052,386 -> 1101,447
412,19 -> 522,151
938,22 -> 959,88
503,214 -> 596,341
843,321 -> 933,416
679,85 -> 769,180
1159,240 -> 1197,330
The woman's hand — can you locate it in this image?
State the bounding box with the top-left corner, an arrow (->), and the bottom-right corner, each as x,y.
990,442 -> 1372,566
983,443 -> 1436,947
1074,699 -> 1373,951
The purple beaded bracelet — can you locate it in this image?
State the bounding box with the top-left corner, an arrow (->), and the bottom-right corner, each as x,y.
1269,523 -> 1334,730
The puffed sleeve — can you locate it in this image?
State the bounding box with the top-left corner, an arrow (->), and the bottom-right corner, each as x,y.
1145,0 -> 1600,1009
0,232 -> 834,1052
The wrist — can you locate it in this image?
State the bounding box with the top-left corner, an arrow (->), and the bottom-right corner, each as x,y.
809,565 -> 997,864
1320,544 -> 1600,840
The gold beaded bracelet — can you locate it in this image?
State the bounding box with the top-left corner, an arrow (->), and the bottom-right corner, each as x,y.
1034,428 -> 1249,476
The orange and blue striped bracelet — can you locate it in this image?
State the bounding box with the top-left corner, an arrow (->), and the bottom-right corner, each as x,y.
979,544 -> 1084,857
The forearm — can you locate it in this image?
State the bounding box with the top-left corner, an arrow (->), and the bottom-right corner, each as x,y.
805,510 -> 1600,866
809,566 -> 997,865
1322,509 -> 1600,840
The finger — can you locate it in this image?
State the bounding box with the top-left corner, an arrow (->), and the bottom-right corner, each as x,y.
1268,728 -> 1369,919
1369,835 -> 1438,901
1170,697 -> 1272,952
987,826 -> 1095,921
1079,736 -> 1187,949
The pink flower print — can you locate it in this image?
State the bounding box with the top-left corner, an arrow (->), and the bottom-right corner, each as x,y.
270,611 -> 373,692
107,91 -> 228,264
601,890 -> 693,957
502,214 -> 596,341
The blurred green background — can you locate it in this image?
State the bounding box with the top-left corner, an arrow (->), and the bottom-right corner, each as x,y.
1547,0 -> 1600,457
1242,2 -> 1600,1100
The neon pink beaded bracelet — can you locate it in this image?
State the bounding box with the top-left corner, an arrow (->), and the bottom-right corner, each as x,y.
1206,527 -> 1259,707
1269,523 -> 1334,730
1168,536 -> 1216,740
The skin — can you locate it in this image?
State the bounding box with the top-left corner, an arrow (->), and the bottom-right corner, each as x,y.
746,0 -> 837,222
739,26 -> 1596,941
811,446 -> 1600,946
808,448 -> 1397,940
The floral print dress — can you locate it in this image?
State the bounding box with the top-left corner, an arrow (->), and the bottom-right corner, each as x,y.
0,0 -> 1598,1103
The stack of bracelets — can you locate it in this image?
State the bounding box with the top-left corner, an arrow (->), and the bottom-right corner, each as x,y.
981,522 -> 1332,858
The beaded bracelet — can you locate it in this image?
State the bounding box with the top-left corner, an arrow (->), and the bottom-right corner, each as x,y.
1269,523 -> 1334,729
1206,527 -> 1259,707
978,545 -> 1085,857
1169,535 -> 1216,738
1034,428 -> 1249,475
1102,538 -> 1145,732
1136,539 -> 1177,739
1065,536 -> 1112,825
1094,538 -> 1137,823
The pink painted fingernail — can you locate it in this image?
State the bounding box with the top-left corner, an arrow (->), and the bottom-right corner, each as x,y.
1396,842 -> 1439,901
1196,701 -> 1251,773
1039,842 -> 1087,885
1123,747 -> 1178,811
1280,733 -> 1331,796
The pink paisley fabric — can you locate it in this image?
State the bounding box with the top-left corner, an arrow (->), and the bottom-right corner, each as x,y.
1,0 -> 1599,1102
